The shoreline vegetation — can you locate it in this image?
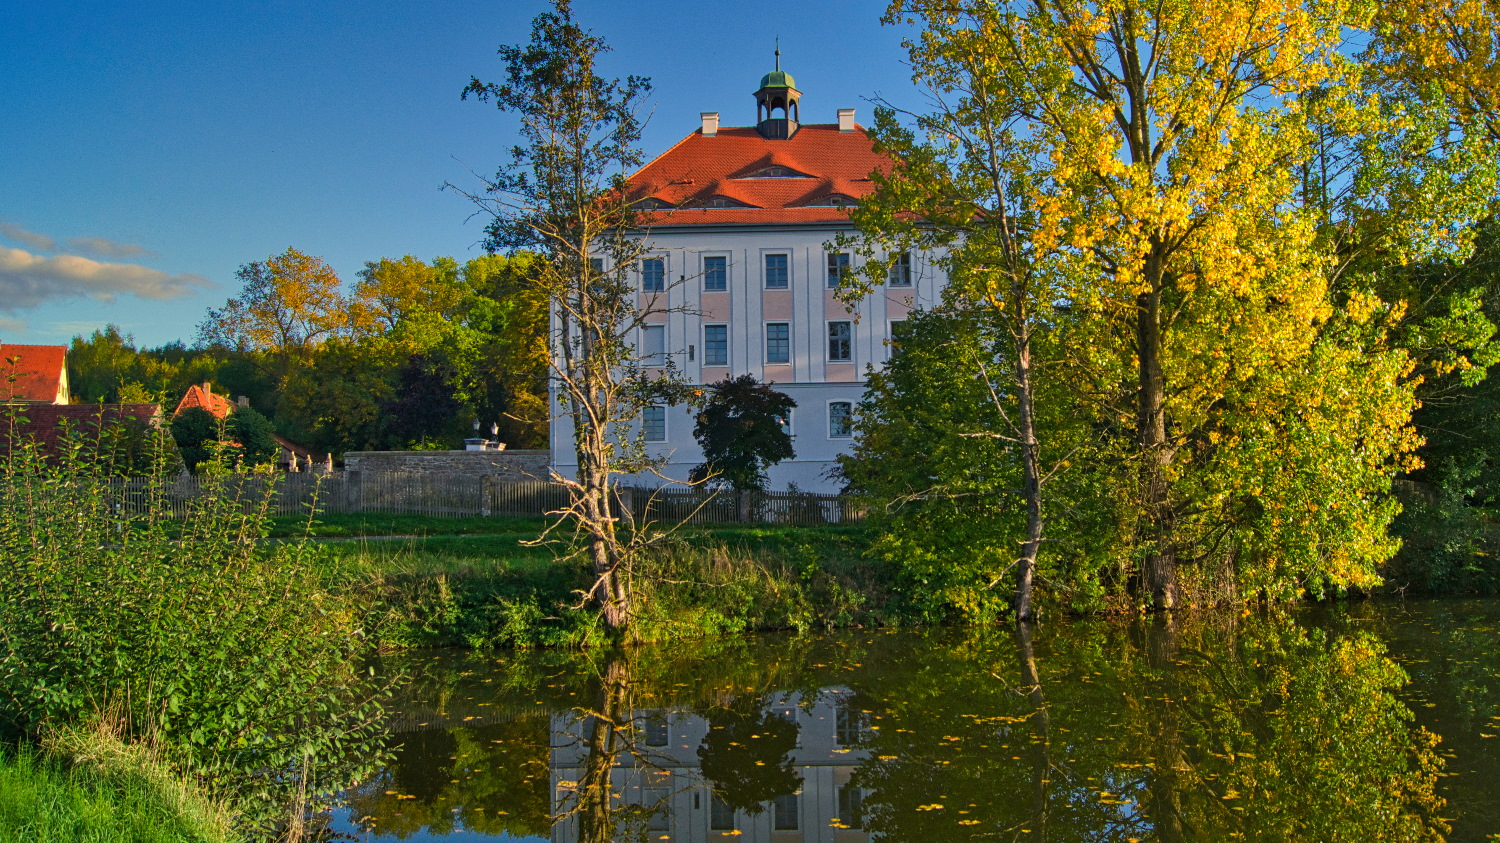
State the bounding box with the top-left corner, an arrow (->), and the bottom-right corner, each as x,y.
3,427 -> 1498,843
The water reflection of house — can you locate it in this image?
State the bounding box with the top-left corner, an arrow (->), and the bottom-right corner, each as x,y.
551,690 -> 875,842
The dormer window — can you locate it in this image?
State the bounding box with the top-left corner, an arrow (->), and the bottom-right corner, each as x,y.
700,195 -> 754,209
631,197 -> 674,210
742,165 -> 812,179
802,193 -> 858,208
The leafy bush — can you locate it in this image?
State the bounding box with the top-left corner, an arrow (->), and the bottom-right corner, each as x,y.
0,407 -> 386,833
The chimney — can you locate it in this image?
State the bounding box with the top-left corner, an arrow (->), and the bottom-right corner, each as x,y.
202,381 -> 212,395
701,112 -> 719,137
837,108 -> 856,133
237,395 -> 249,408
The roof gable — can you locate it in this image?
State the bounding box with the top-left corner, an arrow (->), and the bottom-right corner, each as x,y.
0,344 -> 69,404
174,384 -> 236,419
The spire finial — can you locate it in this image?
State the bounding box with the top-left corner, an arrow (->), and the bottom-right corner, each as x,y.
775,37 -> 780,71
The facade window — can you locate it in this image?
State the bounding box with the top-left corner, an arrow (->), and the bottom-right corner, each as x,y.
641,324 -> 666,366
888,319 -> 906,355
642,257 -> 665,292
773,793 -> 800,831
766,323 -> 790,364
835,697 -> 870,745
826,251 -> 850,287
828,321 -> 852,362
642,406 -> 666,442
589,257 -> 604,273
838,786 -> 865,830
704,255 -> 727,291
764,253 -> 789,289
645,787 -> 671,831
887,251 -> 913,286
829,401 -> 853,438
710,795 -> 735,831
643,715 -> 669,747
704,324 -> 728,366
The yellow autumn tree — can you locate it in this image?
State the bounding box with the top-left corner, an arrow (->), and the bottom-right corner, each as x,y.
873,0 -> 1427,607
198,246 -> 351,382
1371,0 -> 1500,142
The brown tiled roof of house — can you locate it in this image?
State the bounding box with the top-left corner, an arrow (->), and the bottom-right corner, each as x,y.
0,403 -> 162,462
0,344 -> 69,404
626,124 -> 891,227
173,382 -> 235,419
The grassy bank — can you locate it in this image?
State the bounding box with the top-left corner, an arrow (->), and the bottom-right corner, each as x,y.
300,517 -> 908,650
0,740 -> 234,843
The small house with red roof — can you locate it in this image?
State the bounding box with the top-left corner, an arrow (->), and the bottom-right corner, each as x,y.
0,344 -> 71,404
552,56 -> 946,492
172,381 -> 238,420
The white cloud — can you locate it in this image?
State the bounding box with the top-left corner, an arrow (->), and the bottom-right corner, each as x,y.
65,236 -> 154,259
0,316 -> 25,337
0,222 -> 56,252
0,247 -> 211,312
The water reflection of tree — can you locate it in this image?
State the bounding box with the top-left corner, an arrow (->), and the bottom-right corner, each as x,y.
847,613 -> 1447,842
695,693 -> 802,813
1157,617 -> 1448,841
341,717 -> 550,838
557,652 -> 684,843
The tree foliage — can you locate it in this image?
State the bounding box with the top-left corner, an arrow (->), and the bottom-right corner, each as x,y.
840,0 -> 1490,615
690,375 -> 796,494
198,247 -> 351,381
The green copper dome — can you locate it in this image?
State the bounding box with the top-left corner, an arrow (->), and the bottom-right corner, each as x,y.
759,69 -> 796,90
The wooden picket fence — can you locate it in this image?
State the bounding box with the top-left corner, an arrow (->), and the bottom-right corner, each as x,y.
98,472 -> 864,526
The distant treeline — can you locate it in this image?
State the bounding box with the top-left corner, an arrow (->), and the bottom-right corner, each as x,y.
68,248 -> 549,457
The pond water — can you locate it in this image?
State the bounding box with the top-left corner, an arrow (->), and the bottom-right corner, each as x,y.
329,600 -> 1499,842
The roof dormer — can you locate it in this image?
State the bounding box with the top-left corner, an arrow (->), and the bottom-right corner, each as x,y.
740,164 -> 813,179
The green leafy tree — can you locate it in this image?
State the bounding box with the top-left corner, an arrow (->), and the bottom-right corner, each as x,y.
169,407 -> 220,473
690,375 -> 796,502
227,406 -> 278,467
842,310 -> 1113,622
464,253 -> 550,449
379,354 -> 465,449
352,254 -> 467,333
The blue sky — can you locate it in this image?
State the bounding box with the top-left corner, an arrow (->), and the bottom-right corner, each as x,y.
0,0 -> 919,348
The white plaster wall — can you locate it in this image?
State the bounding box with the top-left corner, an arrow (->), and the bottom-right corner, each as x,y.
549,222 -> 946,494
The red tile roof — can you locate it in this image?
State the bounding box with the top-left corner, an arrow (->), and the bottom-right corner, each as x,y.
174,383 -> 235,419
627,124 -> 891,226
0,403 -> 162,463
0,344 -> 68,403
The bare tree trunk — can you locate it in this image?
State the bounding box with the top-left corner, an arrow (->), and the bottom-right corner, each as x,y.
580,434 -> 629,632
1137,280 -> 1178,610
1014,324 -> 1044,621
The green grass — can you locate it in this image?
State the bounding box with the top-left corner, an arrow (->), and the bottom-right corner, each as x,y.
266,512 -> 551,539
289,516 -> 898,651
0,745 -> 233,843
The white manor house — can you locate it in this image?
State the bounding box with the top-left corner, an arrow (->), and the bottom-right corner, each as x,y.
550,62 -> 946,494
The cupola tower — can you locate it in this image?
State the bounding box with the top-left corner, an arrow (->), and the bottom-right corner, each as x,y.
754,45 -> 801,139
